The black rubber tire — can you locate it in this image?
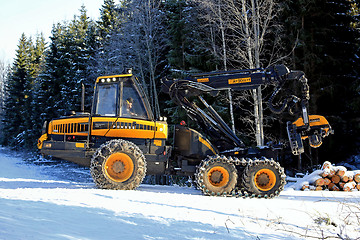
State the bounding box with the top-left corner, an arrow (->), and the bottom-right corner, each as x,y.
90,139 -> 146,190
241,158 -> 286,198
196,156 -> 238,196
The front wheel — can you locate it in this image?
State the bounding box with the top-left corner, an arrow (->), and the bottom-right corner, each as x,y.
90,139 -> 146,190
241,158 -> 286,198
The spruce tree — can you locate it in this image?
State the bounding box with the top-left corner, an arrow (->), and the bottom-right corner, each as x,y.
166,0 -> 188,72
165,0 -> 217,76
0,60 -> 10,143
63,5 -> 93,112
26,35 -> 47,147
1,33 -> 47,148
163,0 -> 218,126
94,0 -> 124,75
98,0 -> 120,41
2,34 -> 32,146
36,6 -> 97,124
35,23 -> 67,123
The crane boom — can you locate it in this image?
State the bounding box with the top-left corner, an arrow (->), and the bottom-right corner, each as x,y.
163,64 -> 332,155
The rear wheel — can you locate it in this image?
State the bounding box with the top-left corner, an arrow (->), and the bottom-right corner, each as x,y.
90,139 -> 146,190
241,158 -> 286,198
196,156 -> 237,196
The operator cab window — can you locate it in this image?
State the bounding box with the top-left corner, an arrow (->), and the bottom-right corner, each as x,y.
95,84 -> 118,116
121,79 -> 149,119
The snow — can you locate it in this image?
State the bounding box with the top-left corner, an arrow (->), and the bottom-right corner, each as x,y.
287,170 -> 324,190
1,147 -> 360,240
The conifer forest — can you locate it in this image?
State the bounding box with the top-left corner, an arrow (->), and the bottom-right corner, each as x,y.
0,0 -> 359,171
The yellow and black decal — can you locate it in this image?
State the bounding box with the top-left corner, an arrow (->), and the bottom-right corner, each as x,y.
197,78 -> 209,83
228,77 -> 251,85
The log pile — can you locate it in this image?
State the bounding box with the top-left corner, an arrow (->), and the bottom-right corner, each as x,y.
301,161 -> 360,191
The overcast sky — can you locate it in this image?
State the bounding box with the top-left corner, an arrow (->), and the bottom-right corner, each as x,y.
0,0 -> 103,64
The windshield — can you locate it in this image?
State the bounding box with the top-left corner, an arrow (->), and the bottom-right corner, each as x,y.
93,76 -> 153,119
94,84 -> 118,116
120,79 -> 149,119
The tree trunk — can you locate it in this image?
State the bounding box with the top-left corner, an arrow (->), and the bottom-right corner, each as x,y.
251,0 -> 264,146
218,0 -> 235,133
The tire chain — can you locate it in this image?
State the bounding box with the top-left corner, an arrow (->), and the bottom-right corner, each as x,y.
90,139 -> 147,190
195,155 -> 286,199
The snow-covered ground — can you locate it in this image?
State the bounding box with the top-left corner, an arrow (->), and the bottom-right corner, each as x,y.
0,147 -> 360,240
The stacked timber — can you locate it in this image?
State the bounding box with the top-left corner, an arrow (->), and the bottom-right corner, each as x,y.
301,161 -> 360,191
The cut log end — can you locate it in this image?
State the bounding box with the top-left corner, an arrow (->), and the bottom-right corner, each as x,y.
315,178 -> 326,186
341,175 -> 349,183
337,170 -> 346,177
354,174 -> 360,183
323,178 -> 331,185
331,175 -> 341,184
328,182 -> 340,191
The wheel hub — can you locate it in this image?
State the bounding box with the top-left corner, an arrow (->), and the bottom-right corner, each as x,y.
256,172 -> 270,186
210,170 -> 223,184
207,166 -> 229,187
112,161 -> 125,173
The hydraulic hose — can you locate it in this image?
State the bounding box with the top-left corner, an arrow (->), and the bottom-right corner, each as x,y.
267,83 -> 290,114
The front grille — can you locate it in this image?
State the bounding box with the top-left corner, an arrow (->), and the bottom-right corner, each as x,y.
53,122 -> 88,134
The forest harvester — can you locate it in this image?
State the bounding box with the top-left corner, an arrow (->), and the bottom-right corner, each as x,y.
37,65 -> 332,198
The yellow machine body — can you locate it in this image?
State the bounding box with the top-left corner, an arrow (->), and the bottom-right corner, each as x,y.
38,73 -> 169,170
288,115 -> 332,152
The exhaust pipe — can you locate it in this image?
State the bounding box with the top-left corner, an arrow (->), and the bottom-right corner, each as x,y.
81,82 -> 85,112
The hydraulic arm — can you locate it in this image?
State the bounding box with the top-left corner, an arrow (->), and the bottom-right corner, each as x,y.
163,64 -> 332,155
